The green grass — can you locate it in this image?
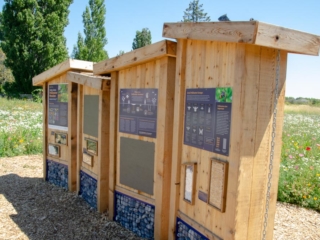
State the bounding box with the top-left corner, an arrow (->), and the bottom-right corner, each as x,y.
0,97 -> 43,157
278,105 -> 320,211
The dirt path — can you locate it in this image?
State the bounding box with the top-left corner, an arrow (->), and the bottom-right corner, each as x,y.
0,155 -> 319,239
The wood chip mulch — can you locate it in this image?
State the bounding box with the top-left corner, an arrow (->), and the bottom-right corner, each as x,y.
0,155 -> 319,239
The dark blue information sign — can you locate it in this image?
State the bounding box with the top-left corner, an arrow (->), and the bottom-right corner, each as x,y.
48,84 -> 68,131
184,88 -> 232,156
119,89 -> 158,138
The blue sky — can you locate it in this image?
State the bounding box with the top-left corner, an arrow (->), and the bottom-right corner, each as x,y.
0,0 -> 319,98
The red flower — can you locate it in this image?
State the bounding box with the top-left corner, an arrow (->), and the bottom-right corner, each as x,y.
306,147 -> 311,151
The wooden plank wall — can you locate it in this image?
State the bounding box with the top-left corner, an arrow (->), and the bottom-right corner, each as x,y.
116,56 -> 176,239
170,40 -> 287,240
80,87 -> 100,179
78,85 -> 111,213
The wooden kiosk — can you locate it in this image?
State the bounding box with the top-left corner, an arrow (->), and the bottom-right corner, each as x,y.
67,72 -> 111,212
162,22 -> 320,240
32,59 -> 93,192
94,40 -> 177,239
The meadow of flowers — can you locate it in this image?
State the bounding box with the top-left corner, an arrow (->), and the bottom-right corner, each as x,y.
0,97 -> 319,211
0,98 -> 43,157
278,109 -> 320,211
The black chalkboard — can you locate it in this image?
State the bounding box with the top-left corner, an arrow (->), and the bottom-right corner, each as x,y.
83,95 -> 99,138
120,137 -> 155,195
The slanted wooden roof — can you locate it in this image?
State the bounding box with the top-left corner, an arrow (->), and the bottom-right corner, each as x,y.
93,40 -> 177,75
67,72 -> 111,91
33,59 -> 93,86
162,21 -> 320,56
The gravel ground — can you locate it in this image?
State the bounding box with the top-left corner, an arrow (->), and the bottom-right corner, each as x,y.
0,155 -> 319,239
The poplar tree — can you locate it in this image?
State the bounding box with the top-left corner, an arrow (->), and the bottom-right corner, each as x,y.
0,49 -> 14,93
182,0 -> 211,22
132,28 -> 152,50
72,0 -> 108,62
0,0 -> 72,94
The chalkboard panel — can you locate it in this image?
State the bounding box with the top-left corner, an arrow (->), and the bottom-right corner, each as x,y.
120,137 -> 155,195
83,95 -> 99,138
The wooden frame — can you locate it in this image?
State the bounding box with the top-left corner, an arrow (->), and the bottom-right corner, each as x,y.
55,132 -> 68,145
86,138 -> 98,156
83,152 -> 93,166
208,158 -> 228,212
48,143 -> 60,158
162,21 -> 320,56
183,162 -> 197,205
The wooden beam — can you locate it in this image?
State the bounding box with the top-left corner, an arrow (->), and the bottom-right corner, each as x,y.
97,88 -> 111,213
93,40 -> 177,75
67,82 -> 78,192
168,39 -> 187,240
108,71 -> 118,220
42,83 -> 48,181
255,22 -> 320,56
76,84 -> 83,194
33,59 -> 93,86
162,22 -> 256,44
162,21 -> 320,56
67,72 -> 111,90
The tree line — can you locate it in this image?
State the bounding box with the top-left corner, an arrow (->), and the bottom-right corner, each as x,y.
0,0 -> 212,96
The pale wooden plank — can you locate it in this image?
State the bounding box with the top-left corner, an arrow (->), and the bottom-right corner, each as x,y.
93,40 -> 177,75
168,39 -> 187,240
247,47 -> 276,239
255,22 -> 320,56
33,59 -> 93,86
222,44 -> 246,239
265,50 -> 287,240
67,72 -> 110,90
163,21 -> 320,56
177,39 -> 194,221
234,44 -> 261,239
162,22 -> 256,44
153,57 -> 175,239
191,40 -> 209,227
108,71 -> 119,220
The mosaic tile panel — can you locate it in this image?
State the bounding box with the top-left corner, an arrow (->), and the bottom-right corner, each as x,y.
176,217 -> 209,240
114,191 -> 155,239
46,159 -> 68,190
79,170 -> 97,209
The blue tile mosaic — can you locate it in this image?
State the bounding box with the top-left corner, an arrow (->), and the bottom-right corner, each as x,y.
46,159 -> 68,190
114,191 -> 155,239
79,170 -> 97,209
176,217 -> 209,240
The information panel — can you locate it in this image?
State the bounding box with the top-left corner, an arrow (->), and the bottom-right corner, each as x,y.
184,88 -> 232,156
119,89 -> 158,138
48,84 -> 68,131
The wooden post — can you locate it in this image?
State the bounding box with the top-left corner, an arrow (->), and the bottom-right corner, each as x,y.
97,87 -> 111,212
108,71 -> 118,220
168,39 -> 187,240
68,82 -> 78,192
76,84 -> 84,193
42,83 -> 48,181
